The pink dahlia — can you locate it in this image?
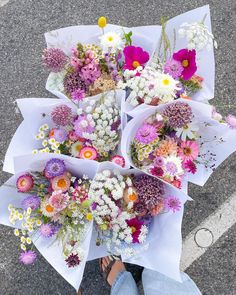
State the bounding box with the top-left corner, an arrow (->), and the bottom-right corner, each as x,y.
165,196 -> 181,213
226,114 -> 236,129
178,140 -> 199,162
173,49 -> 197,80
16,174 -> 34,193
51,105 -> 73,126
19,250 -> 37,265
123,46 -> 149,70
42,48 -> 67,72
135,123 -> 158,144
126,218 -> 144,243
184,160 -> 197,174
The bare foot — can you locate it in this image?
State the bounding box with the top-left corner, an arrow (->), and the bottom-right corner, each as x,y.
101,257 -> 126,286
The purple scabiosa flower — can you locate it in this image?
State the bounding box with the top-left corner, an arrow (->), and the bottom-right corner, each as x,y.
226,114 -> 236,129
80,62 -> 101,85
165,196 -> 181,213
51,104 -> 73,126
19,250 -> 37,265
65,253 -> 81,267
135,123 -> 158,144
44,158 -> 66,179
42,48 -> 67,72
133,174 -> 165,216
21,195 -> 41,211
40,223 -> 56,238
73,115 -> 95,137
165,161 -> 178,175
63,71 -> 86,97
71,89 -> 86,102
164,58 -> 184,79
54,129 -> 68,143
91,202 -> 98,211
163,102 -> 193,128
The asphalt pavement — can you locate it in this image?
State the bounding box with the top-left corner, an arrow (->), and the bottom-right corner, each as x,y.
0,0 -> 236,294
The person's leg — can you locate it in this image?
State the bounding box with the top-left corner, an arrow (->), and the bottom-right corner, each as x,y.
100,257 -> 140,295
142,268 -> 202,295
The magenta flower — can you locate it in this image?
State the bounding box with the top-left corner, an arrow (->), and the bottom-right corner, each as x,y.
19,250 -> 37,265
123,46 -> 149,70
150,166 -> 164,177
16,174 -> 34,193
135,123 -> 158,144
184,160 -> 197,174
226,114 -> 236,129
165,196 -> 181,213
126,218 -> 144,243
173,49 -> 197,80
65,253 -> 81,267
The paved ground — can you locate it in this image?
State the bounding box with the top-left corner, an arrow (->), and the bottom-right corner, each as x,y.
0,0 -> 235,294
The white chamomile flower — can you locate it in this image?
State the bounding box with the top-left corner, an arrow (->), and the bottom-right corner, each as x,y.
49,138 -> 56,145
21,244 -> 26,251
14,229 -> 20,236
32,149 -> 38,155
21,236 -> 26,243
42,139 -> 48,147
100,31 -> 124,53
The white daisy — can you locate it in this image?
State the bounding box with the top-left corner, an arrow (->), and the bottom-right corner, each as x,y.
175,121 -> 199,141
99,31 -> 124,53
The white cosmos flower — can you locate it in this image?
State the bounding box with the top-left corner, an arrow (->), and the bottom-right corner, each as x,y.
100,31 -> 124,53
175,121 -> 199,141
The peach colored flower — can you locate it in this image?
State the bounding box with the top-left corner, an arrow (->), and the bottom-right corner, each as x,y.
155,138 -> 178,158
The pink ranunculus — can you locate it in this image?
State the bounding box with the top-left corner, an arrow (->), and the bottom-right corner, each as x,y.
173,49 -> 197,80
123,46 -> 149,70
178,140 -> 199,162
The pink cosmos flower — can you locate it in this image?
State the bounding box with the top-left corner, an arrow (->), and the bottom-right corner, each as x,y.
226,114 -> 236,129
173,49 -> 197,80
126,218 -> 144,243
178,140 -> 199,162
123,46 -> 149,70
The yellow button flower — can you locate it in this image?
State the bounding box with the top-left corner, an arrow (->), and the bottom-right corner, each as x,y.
86,213 -> 93,221
98,16 -> 107,28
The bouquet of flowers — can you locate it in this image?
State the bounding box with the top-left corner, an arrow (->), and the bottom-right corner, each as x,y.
121,99 -> 236,188
44,19 -> 160,103
120,5 -> 216,117
3,90 -> 127,174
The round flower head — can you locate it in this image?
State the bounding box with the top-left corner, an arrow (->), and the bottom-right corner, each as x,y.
53,129 -> 68,143
184,160 -> 197,174
40,223 -> 55,238
164,58 -> 184,79
70,141 -> 83,157
163,102 -> 193,128
71,89 -> 86,102
65,253 -> 81,268
40,198 -> 56,217
63,71 -> 86,97
126,218 -> 144,243
178,140 -> 199,162
16,174 -> 34,193
163,155 -> 184,179
51,104 -> 73,126
79,146 -> 98,160
99,31 -> 124,53
21,195 -> 40,211
135,123 -> 158,144
42,48 -> 67,72
173,49 -> 197,80
19,250 -> 37,265
123,46 -> 149,70
98,16 -> 107,28
226,114 -> 236,129
51,175 -> 71,192
165,196 -> 181,213
44,158 -> 66,179
133,174 -> 165,216
73,115 -> 95,138
80,61 -> 101,85
110,155 -> 125,167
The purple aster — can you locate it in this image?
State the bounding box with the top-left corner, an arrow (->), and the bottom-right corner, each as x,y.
165,196 -> 181,213
133,174 -> 165,215
163,102 -> 193,128
51,104 -> 73,126
71,89 -> 86,102
165,161 -> 178,175
164,58 -> 184,79
63,71 -> 86,97
91,202 -> 98,211
42,48 -> 67,72
226,114 -> 236,129
54,129 -> 68,143
73,115 -> 95,137
65,253 -> 81,268
40,223 -> 56,238
44,158 -> 66,179
135,123 -> 158,144
19,250 -> 37,265
21,195 -> 41,211
154,156 -> 164,167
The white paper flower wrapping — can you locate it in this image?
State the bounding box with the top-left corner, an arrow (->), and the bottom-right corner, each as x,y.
45,24 -> 161,100
3,90 -> 127,174
0,154 -> 99,291
123,5 -> 215,117
121,99 -> 236,187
